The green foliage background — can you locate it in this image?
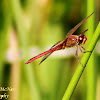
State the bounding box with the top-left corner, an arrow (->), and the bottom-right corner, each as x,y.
0,0 -> 100,100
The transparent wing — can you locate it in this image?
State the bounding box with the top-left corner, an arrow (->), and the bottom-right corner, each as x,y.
66,12 -> 94,37
50,38 -> 67,49
38,52 -> 53,65
38,38 -> 67,65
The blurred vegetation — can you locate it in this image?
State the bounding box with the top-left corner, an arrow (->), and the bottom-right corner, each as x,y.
0,0 -> 100,100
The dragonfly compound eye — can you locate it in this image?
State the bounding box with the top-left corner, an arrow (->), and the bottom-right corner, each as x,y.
78,35 -> 87,44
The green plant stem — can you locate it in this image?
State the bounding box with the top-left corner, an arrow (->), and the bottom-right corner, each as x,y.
0,1 -> 11,85
10,0 -> 41,100
86,0 -> 95,100
62,22 -> 100,100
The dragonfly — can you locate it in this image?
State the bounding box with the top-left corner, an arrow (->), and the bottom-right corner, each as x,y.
25,12 -> 94,66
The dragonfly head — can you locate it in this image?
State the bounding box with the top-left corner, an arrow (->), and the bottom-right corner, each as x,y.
78,34 -> 87,44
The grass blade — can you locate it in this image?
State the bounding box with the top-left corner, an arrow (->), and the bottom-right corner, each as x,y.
62,21 -> 100,100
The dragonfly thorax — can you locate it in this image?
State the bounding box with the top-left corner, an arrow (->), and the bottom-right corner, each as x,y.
78,34 -> 87,44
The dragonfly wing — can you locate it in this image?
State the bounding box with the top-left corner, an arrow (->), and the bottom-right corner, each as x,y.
25,38 -> 67,64
25,49 -> 53,64
50,38 -> 67,49
66,12 -> 94,37
38,38 -> 67,65
38,52 -> 53,65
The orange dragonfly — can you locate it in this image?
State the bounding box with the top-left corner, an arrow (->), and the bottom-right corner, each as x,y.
25,12 -> 94,66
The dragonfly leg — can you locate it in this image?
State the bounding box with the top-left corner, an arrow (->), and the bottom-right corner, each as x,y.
80,45 -> 92,53
83,51 -> 92,53
78,29 -> 88,35
79,46 -> 83,53
76,46 -> 83,66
